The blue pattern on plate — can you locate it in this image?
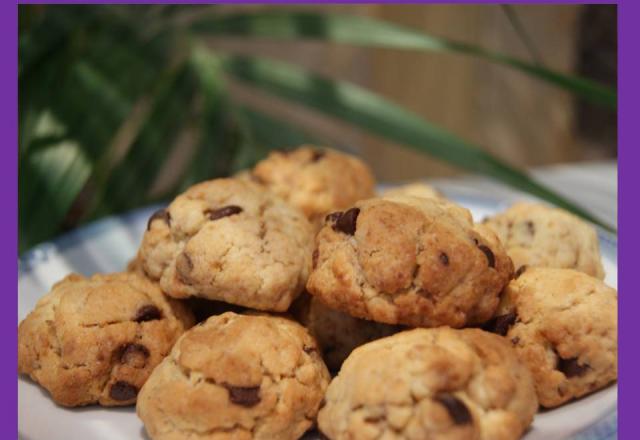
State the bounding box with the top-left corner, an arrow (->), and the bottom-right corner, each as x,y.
572,410 -> 617,440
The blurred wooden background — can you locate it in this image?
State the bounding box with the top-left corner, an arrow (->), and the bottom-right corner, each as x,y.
211,4 -> 616,181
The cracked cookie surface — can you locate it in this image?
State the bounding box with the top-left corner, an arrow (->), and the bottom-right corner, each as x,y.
250,146 -> 376,225
489,267 -> 617,408
318,327 -> 537,440
18,272 -> 194,407
136,312 -> 330,440
307,196 -> 513,327
139,177 -> 314,311
482,202 -> 605,278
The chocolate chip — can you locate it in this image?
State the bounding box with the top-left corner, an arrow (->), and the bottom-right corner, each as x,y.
435,393 -> 472,425
482,312 -> 518,336
526,221 -> 535,235
477,244 -> 495,268
303,345 -> 317,354
514,265 -> 528,279
325,211 -> 342,223
312,249 -> 319,269
333,208 -> 360,235
134,305 -> 162,322
439,252 -> 449,266
557,356 -> 590,378
147,209 -> 170,230
109,381 -> 138,401
205,205 -> 243,221
226,385 -> 261,407
511,337 -> 520,345
119,343 -> 149,367
311,150 -> 326,162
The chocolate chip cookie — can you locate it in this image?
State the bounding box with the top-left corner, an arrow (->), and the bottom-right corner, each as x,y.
294,294 -> 400,372
137,312 -> 330,440
126,253 -> 144,274
250,146 -> 376,225
487,267 -> 617,408
482,202 -> 605,278
307,196 -> 513,327
139,177 -> 314,311
318,328 -> 538,440
18,272 -> 194,407
380,182 -> 443,200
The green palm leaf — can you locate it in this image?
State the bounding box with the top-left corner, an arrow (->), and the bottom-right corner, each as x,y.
239,107 -> 327,152
221,54 -> 614,232
19,139 -> 92,252
181,47 -> 242,186
92,60 -> 198,217
192,11 -> 616,109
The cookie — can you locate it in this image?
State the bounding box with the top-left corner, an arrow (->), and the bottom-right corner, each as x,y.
482,202 -> 605,279
139,177 -> 314,311
295,294 -> 399,372
383,192 -> 474,225
380,182 -> 443,200
486,267 -> 617,408
18,272 -> 194,407
307,196 -> 513,327
318,327 -> 538,440
136,312 -> 330,440
250,146 -> 376,225
184,297 -> 246,323
128,255 -> 238,321
126,253 -> 144,275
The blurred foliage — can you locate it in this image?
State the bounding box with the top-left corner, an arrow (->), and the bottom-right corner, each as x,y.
18,5 -> 616,253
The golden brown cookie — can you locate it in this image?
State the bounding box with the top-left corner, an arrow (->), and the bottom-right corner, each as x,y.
139,177 -> 314,311
126,253 -> 144,275
294,294 -> 399,372
319,328 -> 538,440
380,182 -> 443,200
487,267 -> 617,408
137,313 -> 330,440
482,202 -> 605,278
307,196 -> 513,327
18,272 -> 194,407
251,146 -> 376,225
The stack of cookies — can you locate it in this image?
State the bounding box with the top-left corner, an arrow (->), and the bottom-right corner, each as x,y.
18,145 -> 618,440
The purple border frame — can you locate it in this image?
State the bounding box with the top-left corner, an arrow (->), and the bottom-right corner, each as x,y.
7,1 -> 17,439
618,1 -> 636,439
14,0 -> 622,4
10,2 -> 635,439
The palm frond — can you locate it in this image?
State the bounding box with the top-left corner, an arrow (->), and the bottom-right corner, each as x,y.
221,54 -> 615,232
192,11 -> 616,109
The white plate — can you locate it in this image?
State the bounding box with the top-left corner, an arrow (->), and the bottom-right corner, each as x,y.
18,193 -> 618,440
